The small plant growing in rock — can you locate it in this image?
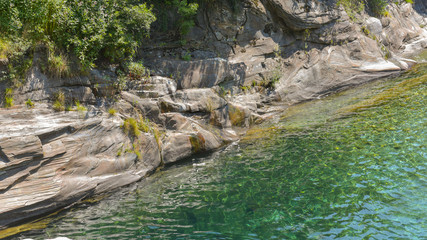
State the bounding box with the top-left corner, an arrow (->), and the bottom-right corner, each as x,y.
25,98 -> 35,108
4,88 -> 14,108
361,26 -> 371,36
108,108 -> 117,116
47,50 -> 70,78
75,101 -> 87,112
52,91 -> 65,111
122,117 -> 141,137
138,114 -> 151,133
182,51 -> 192,61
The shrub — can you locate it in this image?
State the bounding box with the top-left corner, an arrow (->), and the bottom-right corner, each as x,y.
175,0 -> 199,36
25,98 -> 34,108
368,0 -> 388,16
1,0 -> 156,69
127,62 -> 150,80
0,38 -> 32,87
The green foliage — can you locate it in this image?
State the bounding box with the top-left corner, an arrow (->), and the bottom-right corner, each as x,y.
0,0 -> 156,69
47,49 -> 70,78
127,61 -> 150,80
367,0 -> 388,16
4,88 -> 14,108
405,0 -> 413,3
0,39 -> 11,59
0,38 -> 32,87
150,0 -> 199,38
25,98 -> 35,108
338,0 -> 389,19
175,0 -> 199,36
337,0 -> 365,21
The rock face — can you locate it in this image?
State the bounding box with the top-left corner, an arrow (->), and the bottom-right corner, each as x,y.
0,0 -> 426,230
0,106 -> 161,227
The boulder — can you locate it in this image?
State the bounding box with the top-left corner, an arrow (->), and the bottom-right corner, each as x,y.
161,133 -> 193,164
121,91 -> 161,121
366,17 -> 383,35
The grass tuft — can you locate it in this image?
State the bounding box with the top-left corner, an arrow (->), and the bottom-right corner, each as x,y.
108,108 -> 117,116
52,91 -> 65,111
4,88 -> 14,108
25,98 -> 35,108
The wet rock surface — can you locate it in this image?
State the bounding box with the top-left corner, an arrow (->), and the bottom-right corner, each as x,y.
0,0 -> 426,230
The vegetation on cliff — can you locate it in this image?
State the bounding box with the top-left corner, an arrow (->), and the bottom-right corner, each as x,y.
0,0 -> 201,88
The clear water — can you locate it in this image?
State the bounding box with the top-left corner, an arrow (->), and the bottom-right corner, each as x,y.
5,63 -> 427,239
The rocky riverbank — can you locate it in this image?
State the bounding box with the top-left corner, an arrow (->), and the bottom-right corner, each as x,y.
0,0 -> 426,229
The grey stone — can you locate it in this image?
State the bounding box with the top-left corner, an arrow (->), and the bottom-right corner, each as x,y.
160,89 -> 227,114
366,17 -> 383,35
161,133 -> 193,164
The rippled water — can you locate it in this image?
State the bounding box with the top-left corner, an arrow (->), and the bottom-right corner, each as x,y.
5,62 -> 427,239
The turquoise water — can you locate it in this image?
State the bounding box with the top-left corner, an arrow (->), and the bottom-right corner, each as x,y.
8,63 -> 427,239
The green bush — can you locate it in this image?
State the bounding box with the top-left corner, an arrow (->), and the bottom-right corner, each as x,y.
127,62 -> 150,80
0,0 -> 156,69
175,0 -> 199,36
368,0 -> 388,16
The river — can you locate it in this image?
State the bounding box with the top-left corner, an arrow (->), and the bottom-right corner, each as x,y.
3,54 -> 427,239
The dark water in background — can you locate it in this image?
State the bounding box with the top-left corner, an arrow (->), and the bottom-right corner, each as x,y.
5,60 -> 427,239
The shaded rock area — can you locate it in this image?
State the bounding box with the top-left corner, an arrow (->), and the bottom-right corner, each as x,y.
0,0 -> 426,230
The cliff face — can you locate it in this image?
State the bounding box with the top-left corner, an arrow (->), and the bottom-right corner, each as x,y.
0,0 -> 426,229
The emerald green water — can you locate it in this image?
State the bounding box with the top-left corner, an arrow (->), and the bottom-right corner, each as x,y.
11,62 -> 427,239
